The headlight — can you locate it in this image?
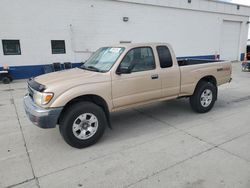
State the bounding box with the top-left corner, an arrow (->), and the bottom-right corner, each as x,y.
33,91 -> 54,105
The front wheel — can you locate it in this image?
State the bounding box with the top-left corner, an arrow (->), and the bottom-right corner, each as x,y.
59,102 -> 107,148
189,81 -> 217,113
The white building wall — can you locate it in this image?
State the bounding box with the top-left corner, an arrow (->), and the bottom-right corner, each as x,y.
71,0 -> 249,58
0,0 -> 249,77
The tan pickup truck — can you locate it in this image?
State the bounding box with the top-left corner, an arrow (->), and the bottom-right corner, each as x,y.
24,43 -> 232,148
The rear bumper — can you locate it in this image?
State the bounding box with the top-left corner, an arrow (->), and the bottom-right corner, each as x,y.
23,95 -> 63,129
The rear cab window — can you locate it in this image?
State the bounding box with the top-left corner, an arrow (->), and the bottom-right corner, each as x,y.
156,46 -> 173,68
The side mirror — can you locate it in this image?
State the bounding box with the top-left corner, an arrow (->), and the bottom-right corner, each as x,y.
116,67 -> 131,75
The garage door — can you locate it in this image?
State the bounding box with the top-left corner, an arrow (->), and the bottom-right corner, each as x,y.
220,21 -> 241,61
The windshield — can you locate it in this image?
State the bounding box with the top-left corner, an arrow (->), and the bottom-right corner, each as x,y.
81,47 -> 125,72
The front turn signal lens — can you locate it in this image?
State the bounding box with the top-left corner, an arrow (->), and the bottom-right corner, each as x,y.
42,93 -> 54,105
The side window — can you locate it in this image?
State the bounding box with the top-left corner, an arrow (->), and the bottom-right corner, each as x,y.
2,40 -> 21,55
120,47 -> 155,72
157,46 -> 173,68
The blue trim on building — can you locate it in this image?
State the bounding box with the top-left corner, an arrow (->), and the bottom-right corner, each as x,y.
1,54 -> 217,80
240,53 -> 245,61
1,63 -> 83,80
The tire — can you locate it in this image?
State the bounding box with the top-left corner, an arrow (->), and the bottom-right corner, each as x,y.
2,77 -> 11,84
59,102 -> 107,148
189,81 -> 217,113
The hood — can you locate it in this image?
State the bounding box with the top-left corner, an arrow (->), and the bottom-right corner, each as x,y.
34,68 -> 110,90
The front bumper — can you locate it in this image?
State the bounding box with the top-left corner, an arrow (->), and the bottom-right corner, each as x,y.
23,95 -> 63,129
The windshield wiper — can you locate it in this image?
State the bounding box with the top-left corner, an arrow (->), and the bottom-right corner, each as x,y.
81,65 -> 101,72
87,66 -> 101,72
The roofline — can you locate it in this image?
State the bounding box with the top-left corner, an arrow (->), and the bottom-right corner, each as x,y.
210,0 -> 250,8
107,0 -> 250,17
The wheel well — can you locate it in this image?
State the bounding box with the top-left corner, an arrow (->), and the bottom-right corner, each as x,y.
198,76 -> 217,86
196,75 -> 218,100
58,95 -> 111,127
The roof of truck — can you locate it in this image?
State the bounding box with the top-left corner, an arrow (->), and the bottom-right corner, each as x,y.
110,42 -> 170,48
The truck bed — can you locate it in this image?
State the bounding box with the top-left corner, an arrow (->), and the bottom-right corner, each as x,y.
178,58 -> 222,66
178,58 -> 232,97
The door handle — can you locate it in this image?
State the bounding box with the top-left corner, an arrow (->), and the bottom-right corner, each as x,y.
151,74 -> 159,79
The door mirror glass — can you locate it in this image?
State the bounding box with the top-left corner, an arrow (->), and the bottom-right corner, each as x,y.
116,66 -> 131,74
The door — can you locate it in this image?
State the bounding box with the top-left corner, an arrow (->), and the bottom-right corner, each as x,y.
220,21 -> 241,61
156,45 -> 180,98
112,47 -> 162,108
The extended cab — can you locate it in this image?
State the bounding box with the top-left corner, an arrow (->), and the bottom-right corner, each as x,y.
24,43 -> 232,148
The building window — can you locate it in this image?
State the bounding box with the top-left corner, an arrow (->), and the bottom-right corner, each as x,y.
2,40 -> 21,55
51,40 -> 66,54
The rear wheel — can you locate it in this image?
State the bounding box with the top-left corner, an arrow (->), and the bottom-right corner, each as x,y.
59,102 -> 107,148
189,81 -> 217,113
